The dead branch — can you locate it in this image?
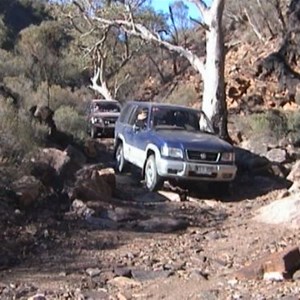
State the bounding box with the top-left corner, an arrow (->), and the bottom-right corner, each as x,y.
90,16 -> 206,77
244,8 -> 265,41
186,0 -> 209,24
114,73 -> 130,98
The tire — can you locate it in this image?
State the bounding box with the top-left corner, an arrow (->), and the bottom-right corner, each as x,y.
144,154 -> 163,192
115,142 -> 127,173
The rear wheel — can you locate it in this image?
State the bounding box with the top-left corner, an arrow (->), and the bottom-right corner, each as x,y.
115,142 -> 127,173
144,155 -> 163,192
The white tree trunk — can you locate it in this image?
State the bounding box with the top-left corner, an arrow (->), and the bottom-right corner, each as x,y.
90,67 -> 114,100
201,0 -> 229,139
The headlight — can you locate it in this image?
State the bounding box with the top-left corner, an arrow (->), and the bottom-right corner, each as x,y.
161,145 -> 183,159
91,117 -> 103,124
221,152 -> 235,162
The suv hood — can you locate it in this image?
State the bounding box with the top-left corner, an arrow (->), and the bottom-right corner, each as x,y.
154,129 -> 233,152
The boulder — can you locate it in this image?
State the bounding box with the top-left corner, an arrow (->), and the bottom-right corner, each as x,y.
30,162 -> 59,190
69,199 -> 95,219
30,146 -> 87,188
254,192 -> 300,229
32,148 -> 70,176
98,168 -> 116,190
234,246 -> 300,281
11,176 -> 44,207
65,145 -> 86,167
240,134 -> 278,157
287,160 -> 300,182
235,147 -> 271,175
70,167 -> 116,202
266,148 -> 287,164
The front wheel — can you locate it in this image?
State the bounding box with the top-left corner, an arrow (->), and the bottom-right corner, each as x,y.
144,155 -> 163,192
115,142 -> 127,173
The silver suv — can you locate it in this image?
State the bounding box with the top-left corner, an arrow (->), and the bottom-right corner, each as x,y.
114,101 -> 237,192
87,99 -> 121,138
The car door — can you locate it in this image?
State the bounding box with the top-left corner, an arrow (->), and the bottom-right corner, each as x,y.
131,106 -> 150,168
122,104 -> 139,164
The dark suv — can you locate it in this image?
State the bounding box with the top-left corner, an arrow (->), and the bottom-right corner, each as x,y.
114,101 -> 237,192
87,99 -> 121,138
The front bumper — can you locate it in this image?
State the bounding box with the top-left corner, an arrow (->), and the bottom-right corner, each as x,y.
93,124 -> 115,134
157,157 -> 237,181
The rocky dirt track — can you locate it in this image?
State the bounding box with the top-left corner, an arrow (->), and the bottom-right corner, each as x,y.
0,140 -> 300,300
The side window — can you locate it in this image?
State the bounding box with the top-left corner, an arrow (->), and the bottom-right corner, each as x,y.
119,104 -> 133,123
131,107 -> 149,130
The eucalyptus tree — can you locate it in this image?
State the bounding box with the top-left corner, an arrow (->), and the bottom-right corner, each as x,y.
72,0 -> 230,140
65,0 -> 164,100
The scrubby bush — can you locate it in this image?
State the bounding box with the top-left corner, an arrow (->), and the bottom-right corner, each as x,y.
164,83 -> 198,106
54,105 -> 86,140
237,109 -> 289,140
286,111 -> 300,144
0,101 -> 47,164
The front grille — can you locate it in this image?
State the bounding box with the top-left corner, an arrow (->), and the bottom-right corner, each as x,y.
104,118 -> 117,125
186,150 -> 219,162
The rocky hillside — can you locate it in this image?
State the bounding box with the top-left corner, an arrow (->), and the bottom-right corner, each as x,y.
225,38 -> 299,113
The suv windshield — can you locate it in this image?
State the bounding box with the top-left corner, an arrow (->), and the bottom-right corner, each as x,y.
152,106 -> 200,131
94,102 -> 120,113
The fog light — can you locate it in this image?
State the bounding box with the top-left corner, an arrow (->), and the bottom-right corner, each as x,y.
222,173 -> 233,179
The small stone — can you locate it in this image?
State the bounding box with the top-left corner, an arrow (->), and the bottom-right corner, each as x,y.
108,276 -> 141,288
83,290 -> 109,300
131,269 -> 172,282
117,292 -> 128,300
27,294 -> 46,300
263,271 -> 284,281
113,267 -> 132,277
228,279 -> 238,286
86,268 -> 101,277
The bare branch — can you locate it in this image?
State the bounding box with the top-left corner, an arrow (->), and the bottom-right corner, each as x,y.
257,0 -> 275,38
190,17 -> 210,31
244,8 -> 265,41
107,42 -> 144,79
186,0 -> 209,25
72,0 -> 94,27
90,66 -> 113,99
169,5 -> 179,44
114,73 -> 130,98
91,16 -> 205,77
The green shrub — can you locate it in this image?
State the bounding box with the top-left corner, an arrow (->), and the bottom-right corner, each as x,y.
0,102 -> 46,164
286,111 -> 300,143
238,109 -> 289,140
54,105 -> 86,140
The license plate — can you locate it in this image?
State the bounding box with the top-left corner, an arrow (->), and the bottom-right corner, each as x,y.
194,166 -> 215,175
